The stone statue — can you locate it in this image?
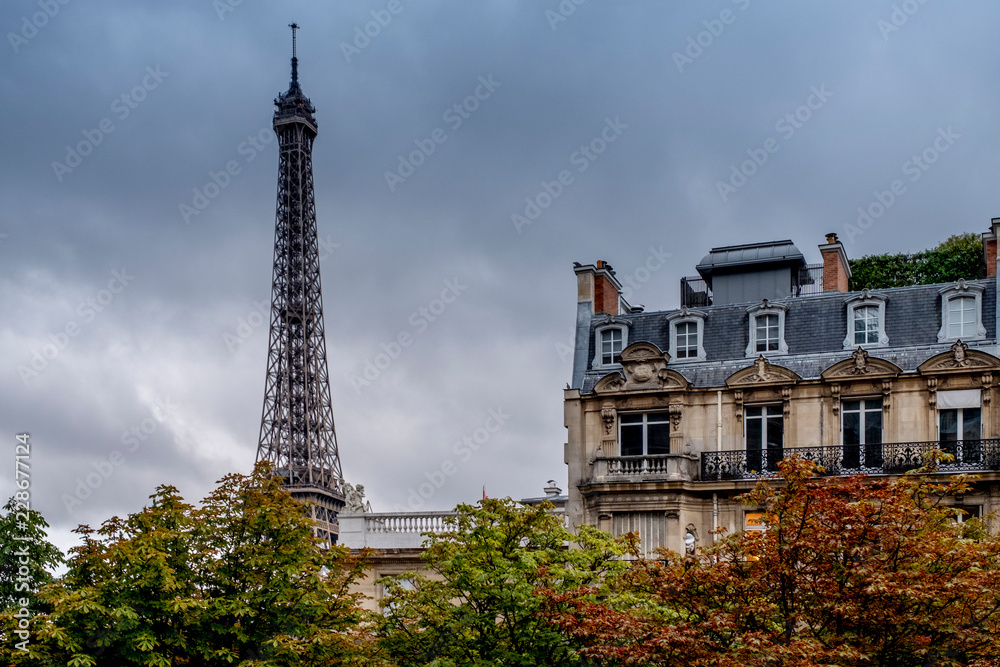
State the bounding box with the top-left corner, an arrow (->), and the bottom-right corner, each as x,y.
342,481 -> 370,514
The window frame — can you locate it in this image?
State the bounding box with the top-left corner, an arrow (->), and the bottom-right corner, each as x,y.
593,323 -> 629,369
937,280 -> 986,343
744,403 -> 784,472
745,301 -> 788,357
841,397 -> 884,469
618,411 -> 671,457
666,307 -> 708,362
843,291 -> 889,350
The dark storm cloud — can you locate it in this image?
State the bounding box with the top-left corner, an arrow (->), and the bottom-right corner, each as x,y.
3,0 -> 1000,551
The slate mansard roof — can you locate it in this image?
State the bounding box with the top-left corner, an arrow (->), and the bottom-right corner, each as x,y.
579,279 -> 997,394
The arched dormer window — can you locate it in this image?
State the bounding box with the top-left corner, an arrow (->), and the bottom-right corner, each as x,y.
746,300 -> 788,357
593,317 -> 631,369
938,280 -> 986,342
666,307 -> 707,362
843,290 -> 888,350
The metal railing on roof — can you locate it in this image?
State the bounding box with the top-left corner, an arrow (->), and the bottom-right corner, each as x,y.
680,263 -> 824,307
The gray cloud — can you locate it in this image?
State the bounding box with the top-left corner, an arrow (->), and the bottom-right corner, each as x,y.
2,0 -> 999,553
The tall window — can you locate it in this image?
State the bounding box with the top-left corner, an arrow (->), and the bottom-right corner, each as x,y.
745,405 -> 783,472
842,398 -> 883,469
600,328 -> 623,366
619,412 -> 670,456
676,321 -> 698,359
755,314 -> 780,352
947,297 -> 977,339
939,407 -> 981,464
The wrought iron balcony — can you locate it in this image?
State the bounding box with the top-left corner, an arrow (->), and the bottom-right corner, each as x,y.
593,454 -> 699,482
700,439 -> 1000,481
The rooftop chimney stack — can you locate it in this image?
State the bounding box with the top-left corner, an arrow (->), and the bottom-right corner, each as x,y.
983,219 -> 999,278
819,232 -> 851,293
575,260 -> 622,316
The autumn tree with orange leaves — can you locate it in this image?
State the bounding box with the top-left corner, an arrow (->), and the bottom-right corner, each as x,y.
544,456 -> 1000,667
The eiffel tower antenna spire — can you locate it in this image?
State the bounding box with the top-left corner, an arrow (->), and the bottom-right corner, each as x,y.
289,22 -> 299,87
257,26 -> 345,545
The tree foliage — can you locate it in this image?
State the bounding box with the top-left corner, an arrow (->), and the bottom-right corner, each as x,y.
376,498 -> 627,667
849,232 -> 985,290
1,462 -> 373,667
545,456 -> 1000,667
0,498 -> 64,613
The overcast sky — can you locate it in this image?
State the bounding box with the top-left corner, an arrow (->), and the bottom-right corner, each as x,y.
3,0 -> 1000,554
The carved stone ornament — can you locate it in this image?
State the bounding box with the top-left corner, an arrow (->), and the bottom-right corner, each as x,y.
594,372 -> 627,394
918,341 -> 1000,376
595,342 -> 689,393
601,404 -> 617,435
821,349 -> 901,381
726,355 -> 801,387
668,403 -> 683,430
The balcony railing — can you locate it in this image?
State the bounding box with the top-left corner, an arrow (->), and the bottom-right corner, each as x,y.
593,454 -> 699,482
700,439 -> 1000,481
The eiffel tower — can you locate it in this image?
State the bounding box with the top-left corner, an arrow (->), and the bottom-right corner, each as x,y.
256,24 -> 345,545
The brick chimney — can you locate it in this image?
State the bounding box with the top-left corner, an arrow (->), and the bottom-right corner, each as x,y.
819,232 -> 851,293
983,219 -> 999,278
574,260 -> 621,315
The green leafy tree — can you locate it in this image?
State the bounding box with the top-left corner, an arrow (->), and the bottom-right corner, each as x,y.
2,462 -> 374,667
0,498 -> 64,612
377,498 -> 626,667
0,498 -> 64,664
849,232 -> 985,290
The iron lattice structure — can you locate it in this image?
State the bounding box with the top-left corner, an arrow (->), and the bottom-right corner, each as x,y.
257,25 -> 344,545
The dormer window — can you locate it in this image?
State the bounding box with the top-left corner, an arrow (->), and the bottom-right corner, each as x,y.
844,290 -> 888,349
938,280 -> 986,342
666,308 -> 707,362
600,328 -> 622,365
746,300 -> 788,357
593,318 -> 630,369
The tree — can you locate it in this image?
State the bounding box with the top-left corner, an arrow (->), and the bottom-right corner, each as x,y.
0,498 -> 64,612
376,498 -> 627,667
849,232 -> 985,290
1,462 -> 374,666
546,456 -> 1000,667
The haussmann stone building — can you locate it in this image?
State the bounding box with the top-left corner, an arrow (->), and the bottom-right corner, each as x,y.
564,223 -> 1000,555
